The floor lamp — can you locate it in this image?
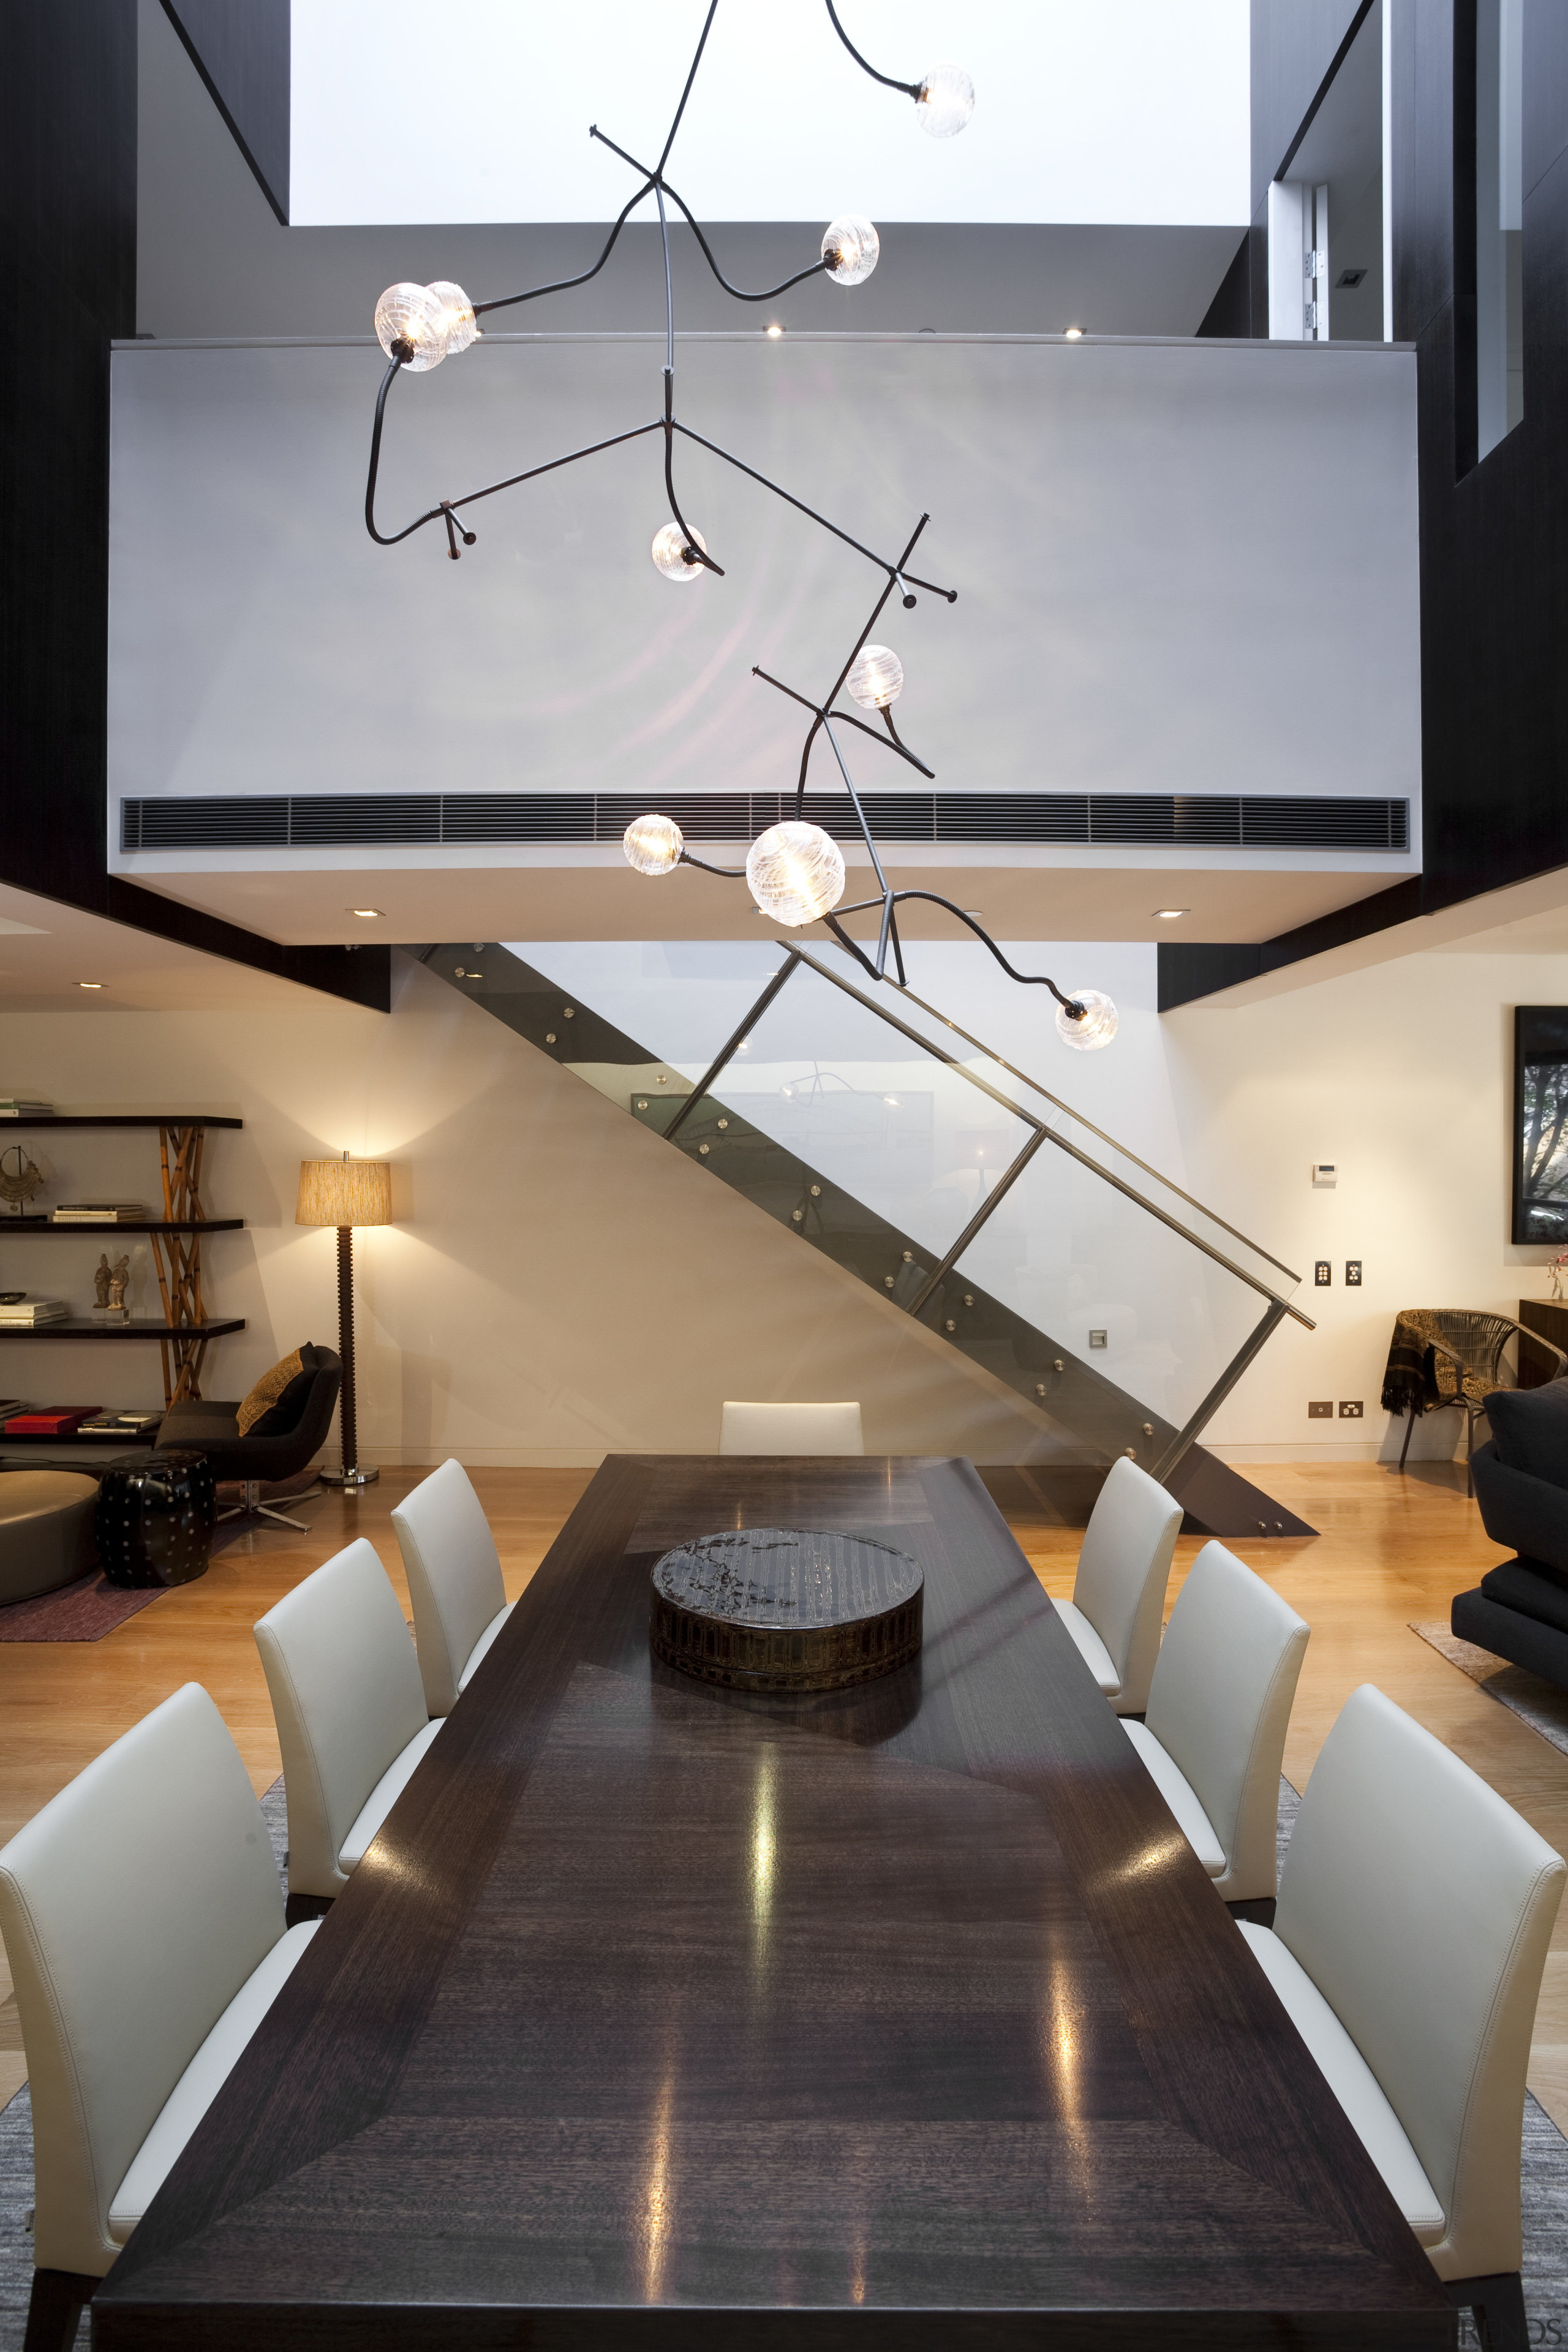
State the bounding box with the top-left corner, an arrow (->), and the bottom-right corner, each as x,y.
296,1153 -> 392,1490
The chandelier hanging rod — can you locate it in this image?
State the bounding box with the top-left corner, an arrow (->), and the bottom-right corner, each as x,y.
823,0 -> 925,100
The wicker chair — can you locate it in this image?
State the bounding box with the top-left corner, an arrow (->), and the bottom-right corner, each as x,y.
1396,1313 -> 1567,1494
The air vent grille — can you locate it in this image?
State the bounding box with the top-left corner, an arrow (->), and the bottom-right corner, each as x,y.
120,792 -> 1412,855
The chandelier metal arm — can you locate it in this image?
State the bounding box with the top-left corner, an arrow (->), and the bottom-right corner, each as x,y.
444,419 -> 666,520
827,709 -> 935,778
823,1 -> 924,100
749,665 -> 935,782
678,849 -> 747,878
888,894 -> 1085,1012
670,422 -> 954,598
469,178 -> 655,319
820,715 -> 889,894
659,0 -> 722,176
658,178 -> 834,302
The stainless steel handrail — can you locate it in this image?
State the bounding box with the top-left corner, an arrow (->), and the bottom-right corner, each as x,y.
875,971 -> 1303,1289
789,949 -> 1315,1330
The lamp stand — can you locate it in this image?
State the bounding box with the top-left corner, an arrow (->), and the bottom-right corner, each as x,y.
320,1223 -> 379,1489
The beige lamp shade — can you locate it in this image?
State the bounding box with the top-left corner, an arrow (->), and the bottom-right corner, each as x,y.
296,1158 -> 393,1228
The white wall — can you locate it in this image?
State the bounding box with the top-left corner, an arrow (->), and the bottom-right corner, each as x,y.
4,933 -> 1561,1469
1167,948 -> 1568,1462
107,335 -> 1420,842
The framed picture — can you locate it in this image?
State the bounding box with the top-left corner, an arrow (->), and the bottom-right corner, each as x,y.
1513,1006 -> 1568,1242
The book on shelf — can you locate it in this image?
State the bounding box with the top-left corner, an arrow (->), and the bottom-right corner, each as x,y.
4,1408 -> 99,1435
0,1102 -> 52,1117
51,1204 -> 146,1222
76,1411 -> 163,1436
0,1297 -> 69,1325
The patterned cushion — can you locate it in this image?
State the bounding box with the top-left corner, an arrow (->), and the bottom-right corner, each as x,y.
236,1344 -> 318,1438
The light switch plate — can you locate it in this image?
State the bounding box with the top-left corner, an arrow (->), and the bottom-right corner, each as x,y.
1345,1260 -> 1362,1286
1314,1261 -> 1332,1286
1088,1329 -> 1107,1350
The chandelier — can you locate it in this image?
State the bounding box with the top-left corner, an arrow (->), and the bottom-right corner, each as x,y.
364,2 -> 1117,1051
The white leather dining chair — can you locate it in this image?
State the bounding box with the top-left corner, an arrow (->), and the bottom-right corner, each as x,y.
1054,1457 -> 1183,1715
1122,1539 -> 1308,1904
720,1400 -> 864,1455
254,1537 -> 440,1910
0,1683 -> 322,2352
1238,1684 -> 1563,2352
392,1458 -> 514,1716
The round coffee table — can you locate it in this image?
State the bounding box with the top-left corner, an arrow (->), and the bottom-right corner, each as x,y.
649,1525 -> 924,1692
0,1472 -> 100,1605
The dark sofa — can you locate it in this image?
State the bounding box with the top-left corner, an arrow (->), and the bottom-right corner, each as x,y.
1451,1380 -> 1568,1692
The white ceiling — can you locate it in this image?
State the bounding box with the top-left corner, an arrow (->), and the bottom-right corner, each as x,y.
289,0 -> 1251,228
0,883 -> 325,1013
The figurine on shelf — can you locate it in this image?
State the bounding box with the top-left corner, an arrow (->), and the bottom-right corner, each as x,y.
0,1145 -> 44,1220
1550,1249 -> 1568,1302
107,1254 -> 130,1317
94,1253 -> 112,1308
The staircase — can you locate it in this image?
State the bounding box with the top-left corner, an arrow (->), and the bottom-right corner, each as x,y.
423,939 -> 1315,1538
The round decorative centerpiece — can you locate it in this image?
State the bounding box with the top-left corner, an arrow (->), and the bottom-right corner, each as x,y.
650,1526 -> 923,1693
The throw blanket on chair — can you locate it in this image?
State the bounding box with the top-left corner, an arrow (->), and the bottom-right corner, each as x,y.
1380,1310 -> 1491,1415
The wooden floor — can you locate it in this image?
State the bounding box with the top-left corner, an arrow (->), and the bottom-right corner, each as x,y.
3,1457 -> 1566,2135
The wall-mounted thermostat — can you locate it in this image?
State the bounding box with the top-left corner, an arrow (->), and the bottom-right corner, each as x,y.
1311,1163 -> 1337,1187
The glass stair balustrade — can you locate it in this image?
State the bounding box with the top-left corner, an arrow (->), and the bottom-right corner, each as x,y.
416,941 -> 1314,1533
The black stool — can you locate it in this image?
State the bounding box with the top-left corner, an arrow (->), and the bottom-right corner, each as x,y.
94,1449 -> 217,1590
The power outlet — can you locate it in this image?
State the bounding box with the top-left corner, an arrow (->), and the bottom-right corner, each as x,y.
1345,1259 -> 1363,1286
1338,1400 -> 1364,1419
1308,1400 -> 1333,1419
1314,1261 -> 1332,1286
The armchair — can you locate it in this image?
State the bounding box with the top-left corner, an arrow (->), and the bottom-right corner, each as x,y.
157,1350 -> 342,1532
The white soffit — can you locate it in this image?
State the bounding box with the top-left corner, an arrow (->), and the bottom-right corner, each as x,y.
0,881 -> 322,1013
289,0 -> 1251,229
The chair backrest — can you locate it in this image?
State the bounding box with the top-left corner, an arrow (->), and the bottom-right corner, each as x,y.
1275,1683 -> 1564,2279
1144,1540 -> 1309,1902
1072,1458 -> 1183,1714
0,1683 -> 285,2276
253,1538 -> 428,1898
720,1401 -> 864,1456
1433,1310 -> 1517,1389
393,1459 -> 508,1716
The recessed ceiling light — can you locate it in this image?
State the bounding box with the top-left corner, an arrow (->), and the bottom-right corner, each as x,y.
765,323 -> 783,339
349,907 -> 385,918
77,980 -> 104,989
1064,326 -> 1084,340
1153,908 -> 1189,920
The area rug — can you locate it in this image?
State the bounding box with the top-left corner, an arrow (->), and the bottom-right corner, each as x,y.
0,1513 -> 297,1643
1411,1619 -> 1568,1761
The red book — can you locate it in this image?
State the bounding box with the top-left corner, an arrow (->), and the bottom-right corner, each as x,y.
4,1408 -> 99,1435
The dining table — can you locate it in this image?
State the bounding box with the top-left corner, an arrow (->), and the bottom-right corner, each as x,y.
92,1453 -> 1454,2348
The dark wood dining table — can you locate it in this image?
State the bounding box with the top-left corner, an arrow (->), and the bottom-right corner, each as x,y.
94,1455 -> 1453,2348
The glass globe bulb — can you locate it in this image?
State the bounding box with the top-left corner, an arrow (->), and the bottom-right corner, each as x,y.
374,281 -> 450,371
623,813 -> 685,876
651,521 -> 709,582
846,644 -> 904,710
746,822 -> 846,927
821,216 -> 880,286
1055,989 -> 1118,1050
916,61 -> 976,138
426,279 -> 478,357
